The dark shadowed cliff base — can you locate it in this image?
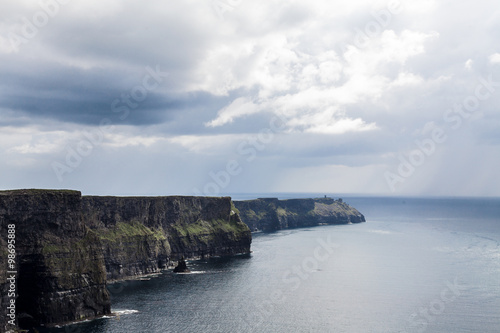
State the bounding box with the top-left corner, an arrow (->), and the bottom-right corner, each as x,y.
0,190 -> 251,331
234,197 -> 365,232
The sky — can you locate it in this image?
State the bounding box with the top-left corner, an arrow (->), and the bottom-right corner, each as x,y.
1,0 -> 500,197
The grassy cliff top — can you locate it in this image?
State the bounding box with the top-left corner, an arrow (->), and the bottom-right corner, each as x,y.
0,190 -> 233,200
0,189 -> 81,196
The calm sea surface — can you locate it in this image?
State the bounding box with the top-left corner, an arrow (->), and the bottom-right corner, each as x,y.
39,196 -> 500,333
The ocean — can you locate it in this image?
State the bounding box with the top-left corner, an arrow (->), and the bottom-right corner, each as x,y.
38,196 -> 500,333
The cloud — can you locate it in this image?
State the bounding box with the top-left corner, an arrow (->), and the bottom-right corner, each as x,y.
203,29 -> 436,136
489,53 -> 500,64
465,59 -> 474,70
168,134 -> 246,154
296,114 -> 377,135
103,133 -> 164,148
0,0 -> 499,196
392,72 -> 424,86
0,1 -> 229,127
206,97 -> 260,127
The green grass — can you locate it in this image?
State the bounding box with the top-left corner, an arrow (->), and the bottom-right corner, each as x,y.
0,189 -> 80,196
276,207 -> 287,217
96,221 -> 166,242
42,244 -> 64,254
172,217 -> 249,246
230,201 -> 240,216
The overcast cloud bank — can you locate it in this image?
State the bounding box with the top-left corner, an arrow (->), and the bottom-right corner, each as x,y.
1,0 -> 499,196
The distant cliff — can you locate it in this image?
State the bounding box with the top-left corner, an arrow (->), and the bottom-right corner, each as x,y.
234,197 -> 365,231
0,190 -> 251,331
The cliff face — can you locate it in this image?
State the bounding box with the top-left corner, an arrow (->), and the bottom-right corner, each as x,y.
0,190 -> 251,331
234,197 -> 365,232
0,190 -> 109,330
82,196 -> 251,281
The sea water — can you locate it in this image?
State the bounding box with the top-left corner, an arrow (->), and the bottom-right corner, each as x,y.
38,196 -> 500,333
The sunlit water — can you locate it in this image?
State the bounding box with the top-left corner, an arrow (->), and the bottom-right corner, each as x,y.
38,196 -> 500,333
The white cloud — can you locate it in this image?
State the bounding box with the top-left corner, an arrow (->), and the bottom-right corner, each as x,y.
402,0 -> 437,15
2,127 -> 71,155
392,72 -> 424,86
465,59 -> 473,70
489,53 -> 500,64
291,112 -> 377,135
3,125 -> 164,155
206,97 -> 260,127
203,29 -> 435,136
104,134 -> 163,148
9,141 -> 60,154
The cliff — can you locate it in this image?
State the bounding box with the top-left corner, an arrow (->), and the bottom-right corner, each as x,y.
0,190 -> 251,331
0,190 -> 109,330
234,197 -> 365,231
82,196 -> 251,281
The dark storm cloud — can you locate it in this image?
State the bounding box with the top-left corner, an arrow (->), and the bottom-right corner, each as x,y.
0,53 -> 231,127
0,0 -> 223,127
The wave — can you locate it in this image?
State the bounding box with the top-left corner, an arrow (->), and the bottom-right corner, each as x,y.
113,309 -> 139,316
175,270 -> 208,275
53,310 -> 139,327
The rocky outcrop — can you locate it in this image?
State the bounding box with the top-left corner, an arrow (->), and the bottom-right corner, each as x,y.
173,257 -> 190,273
234,197 -> 365,232
0,190 -> 251,331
